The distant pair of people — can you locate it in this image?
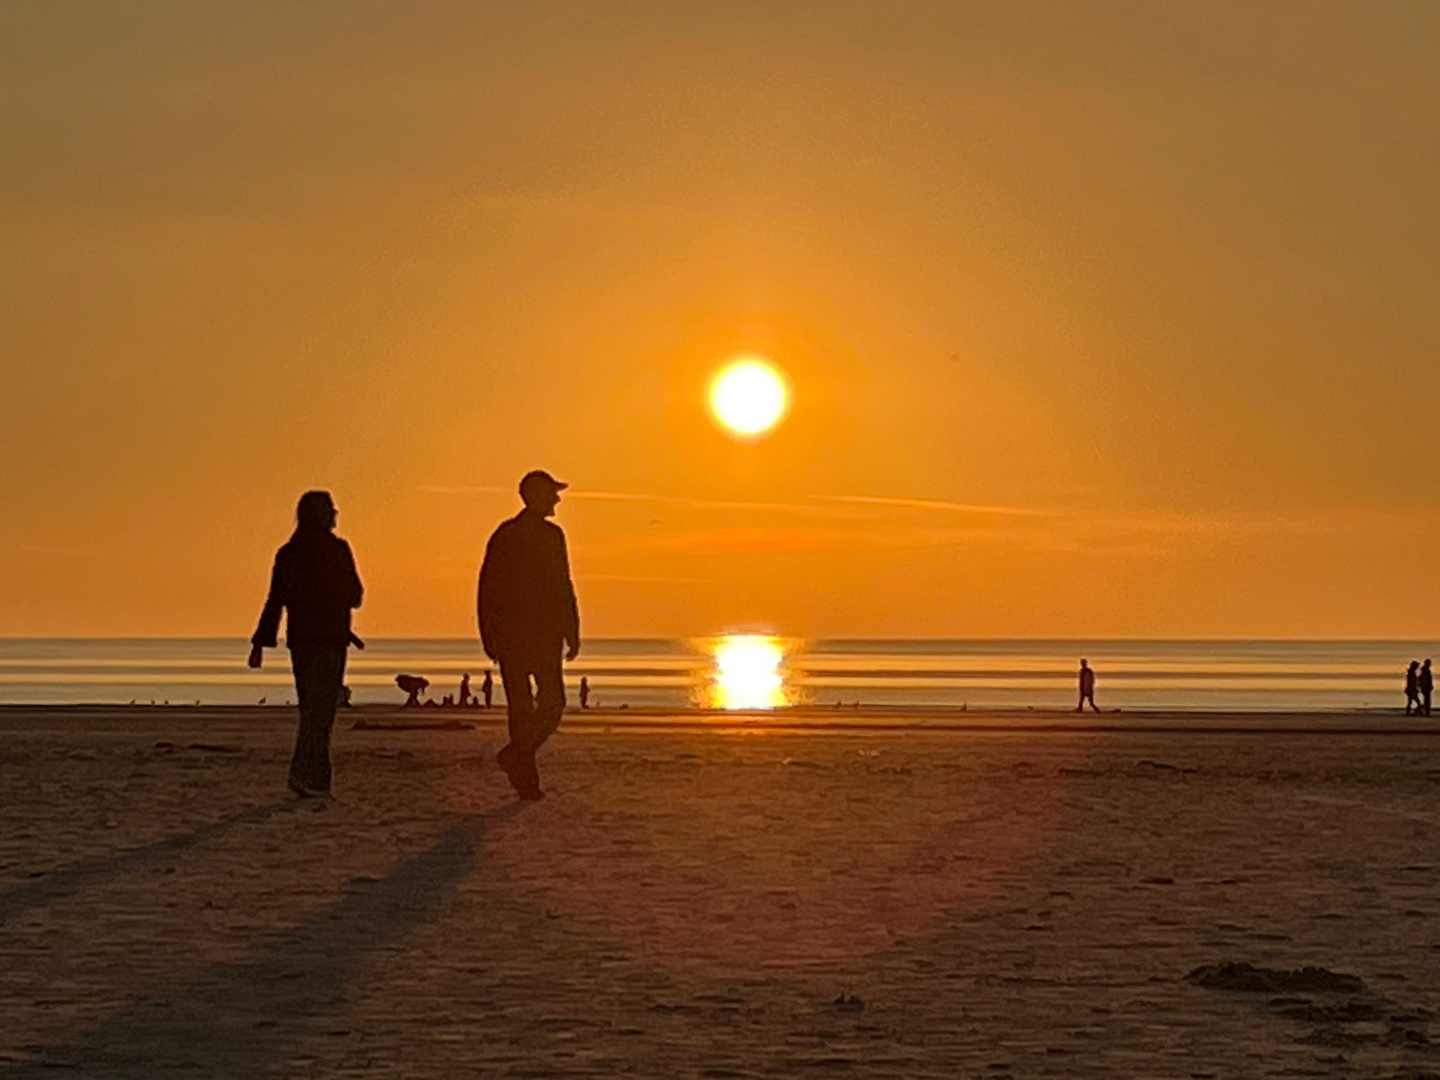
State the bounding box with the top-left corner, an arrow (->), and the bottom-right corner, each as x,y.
1405,659 -> 1433,716
455,670 -> 495,709
249,470 -> 580,800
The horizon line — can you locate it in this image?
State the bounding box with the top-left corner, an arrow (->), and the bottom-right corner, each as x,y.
0,635 -> 1435,645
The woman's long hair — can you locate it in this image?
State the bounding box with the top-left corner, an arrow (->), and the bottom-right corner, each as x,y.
295,490 -> 335,534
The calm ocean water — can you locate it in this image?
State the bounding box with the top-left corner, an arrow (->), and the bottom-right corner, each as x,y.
0,638 -> 1431,712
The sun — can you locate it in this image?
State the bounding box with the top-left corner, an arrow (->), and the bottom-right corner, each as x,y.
708,356 -> 790,439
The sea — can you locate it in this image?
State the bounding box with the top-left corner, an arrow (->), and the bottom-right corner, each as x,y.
0,638 -> 1430,712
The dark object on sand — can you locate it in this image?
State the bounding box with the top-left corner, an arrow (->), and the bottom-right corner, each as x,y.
395,674 -> 429,706
833,994 -> 864,1013
1185,962 -> 1366,995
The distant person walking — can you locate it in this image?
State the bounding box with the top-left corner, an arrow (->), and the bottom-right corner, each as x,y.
482,668 -> 494,708
459,672 -> 472,708
477,470 -> 581,799
249,491 -> 364,797
1405,661 -> 1422,716
580,675 -> 591,709
1421,659 -> 1434,718
1077,658 -> 1099,713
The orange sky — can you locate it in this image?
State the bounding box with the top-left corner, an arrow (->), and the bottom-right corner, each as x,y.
3,2 -> 1439,639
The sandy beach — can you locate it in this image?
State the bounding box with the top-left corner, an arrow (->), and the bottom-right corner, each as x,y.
2,705 -> 1439,1078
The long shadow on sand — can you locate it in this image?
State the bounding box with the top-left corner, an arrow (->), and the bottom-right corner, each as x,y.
0,802 -> 290,928
2,804 -> 522,1078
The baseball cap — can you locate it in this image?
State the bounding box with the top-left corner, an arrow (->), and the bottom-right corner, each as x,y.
519,469 -> 568,503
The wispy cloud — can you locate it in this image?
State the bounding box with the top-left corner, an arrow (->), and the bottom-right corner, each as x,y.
576,572 -> 710,584
419,484 -> 838,516
573,505 -> 1376,561
570,491 -> 813,514
416,484 -> 512,496
418,484 -> 1039,520
812,494 -> 1052,518
417,484 -> 1433,557
14,543 -> 97,558
577,524 -> 1022,559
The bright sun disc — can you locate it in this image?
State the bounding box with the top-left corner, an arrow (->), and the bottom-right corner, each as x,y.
709,357 -> 789,438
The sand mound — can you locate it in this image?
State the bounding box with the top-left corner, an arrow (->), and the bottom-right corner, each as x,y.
1185,962 -> 1367,995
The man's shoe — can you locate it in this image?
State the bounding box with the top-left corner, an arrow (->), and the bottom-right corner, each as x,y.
497,744 -> 526,791
501,746 -> 544,800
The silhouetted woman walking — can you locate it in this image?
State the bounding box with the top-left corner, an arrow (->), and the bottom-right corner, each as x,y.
1405,660 -> 1421,716
248,491 -> 364,797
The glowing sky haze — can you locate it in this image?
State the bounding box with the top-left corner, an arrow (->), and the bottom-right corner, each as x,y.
2,2 -> 1439,638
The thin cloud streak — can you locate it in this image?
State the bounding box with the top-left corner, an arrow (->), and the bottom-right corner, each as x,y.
577,505 -> 1435,562
418,484 -> 839,516
813,494 -> 1053,518
577,573 -> 710,584
573,491 -> 812,514
15,544 -> 98,558
416,485 -> 512,496
417,485 -> 1438,545
418,484 -> 1043,519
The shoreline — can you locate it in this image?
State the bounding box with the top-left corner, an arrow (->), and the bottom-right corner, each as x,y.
2,702 -> 1439,735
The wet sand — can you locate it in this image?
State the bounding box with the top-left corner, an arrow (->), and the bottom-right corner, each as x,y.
2,705 -> 1439,1078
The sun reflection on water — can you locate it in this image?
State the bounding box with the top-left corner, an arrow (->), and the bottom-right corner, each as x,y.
696,634 -> 798,709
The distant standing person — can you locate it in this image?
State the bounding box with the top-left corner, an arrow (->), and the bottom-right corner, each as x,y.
1421,659 -> 1434,717
1405,661 -> 1421,716
249,491 -> 364,797
1077,658 -> 1099,713
580,675 -> 591,709
482,668 -> 494,708
477,470 -> 581,799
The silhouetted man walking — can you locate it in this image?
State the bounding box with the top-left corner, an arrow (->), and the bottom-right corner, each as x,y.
1405,661 -> 1421,716
1077,658 -> 1099,712
1421,659 -> 1434,718
249,491 -> 363,797
478,470 -> 580,799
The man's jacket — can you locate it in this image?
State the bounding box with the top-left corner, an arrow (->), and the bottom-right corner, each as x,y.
477,511 -> 579,660
252,530 -> 363,649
